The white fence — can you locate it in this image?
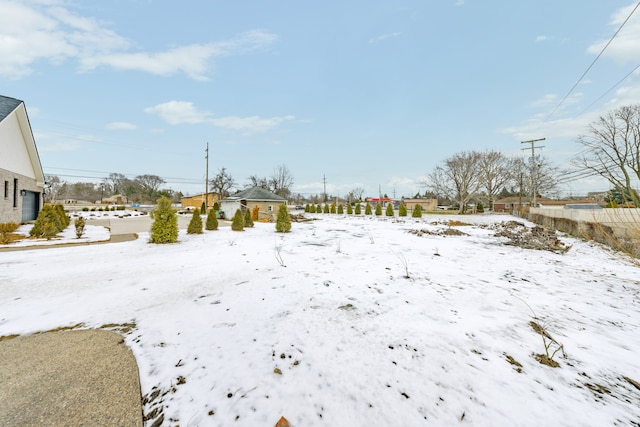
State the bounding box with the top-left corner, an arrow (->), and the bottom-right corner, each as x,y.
529,207 -> 640,238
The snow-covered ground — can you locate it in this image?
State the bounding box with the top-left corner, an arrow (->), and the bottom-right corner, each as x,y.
1,213 -> 639,426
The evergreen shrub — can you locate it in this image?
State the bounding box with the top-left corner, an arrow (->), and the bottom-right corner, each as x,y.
150,196 -> 179,243
276,203 -> 292,233
231,209 -> 244,231
187,208 -> 203,234
205,209 -> 218,230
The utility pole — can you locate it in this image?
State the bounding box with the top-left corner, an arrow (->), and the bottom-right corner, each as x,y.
521,138 -> 545,208
205,142 -> 209,210
323,174 -> 327,203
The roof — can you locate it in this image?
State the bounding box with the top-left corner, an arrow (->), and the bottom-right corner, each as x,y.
224,187 -> 287,202
0,95 -> 22,122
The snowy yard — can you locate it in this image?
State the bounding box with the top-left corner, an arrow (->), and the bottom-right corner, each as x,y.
1,213 -> 639,426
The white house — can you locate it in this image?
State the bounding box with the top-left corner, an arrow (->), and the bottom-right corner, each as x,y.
0,95 -> 45,223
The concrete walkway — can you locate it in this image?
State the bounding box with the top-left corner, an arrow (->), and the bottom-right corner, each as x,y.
0,330 -> 142,427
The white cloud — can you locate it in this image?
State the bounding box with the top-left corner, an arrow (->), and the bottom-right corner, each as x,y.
145,101 -> 294,134
106,121 -> 137,131
0,2 -> 277,79
588,3 -> 640,63
535,35 -> 550,42
369,32 -> 401,44
145,101 -> 213,125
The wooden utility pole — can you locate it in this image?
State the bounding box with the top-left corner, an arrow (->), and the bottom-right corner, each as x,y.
521,138 -> 545,207
205,142 -> 209,210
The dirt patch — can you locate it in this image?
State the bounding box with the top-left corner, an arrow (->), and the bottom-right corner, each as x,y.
493,221 -> 570,253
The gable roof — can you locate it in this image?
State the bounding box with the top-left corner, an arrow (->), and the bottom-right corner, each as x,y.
0,95 -> 45,186
225,186 -> 287,201
0,95 -> 22,122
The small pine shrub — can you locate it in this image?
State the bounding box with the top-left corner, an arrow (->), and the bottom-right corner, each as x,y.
74,217 -> 86,238
330,203 -> 336,214
82,207 -> 89,212
338,204 -> 344,214
244,208 -> 254,228
205,209 -> 218,230
385,203 -> 394,216
117,206 -> 125,211
187,209 -> 203,234
213,202 -> 220,211
252,205 -> 260,221
276,203 -> 292,233
605,200 -> 619,208
200,202 -> 206,215
150,196 -> 179,243
54,204 -> 70,228
323,204 -> 330,214
375,203 -> 382,216
412,204 -> 423,218
365,203 -> 372,215
347,204 -> 353,214
399,203 -> 407,217
231,209 -> 244,231
30,205 -> 66,239
355,203 -> 362,214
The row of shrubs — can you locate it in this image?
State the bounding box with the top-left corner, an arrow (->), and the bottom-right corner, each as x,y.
150,197 -> 293,244
81,206 -> 127,212
305,203 -> 424,217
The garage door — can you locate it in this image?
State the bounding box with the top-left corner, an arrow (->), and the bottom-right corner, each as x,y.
21,191 -> 40,222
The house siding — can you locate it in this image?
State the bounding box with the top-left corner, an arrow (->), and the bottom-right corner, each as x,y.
0,168 -> 42,223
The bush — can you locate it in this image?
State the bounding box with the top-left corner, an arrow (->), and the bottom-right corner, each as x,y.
200,202 -> 206,215
231,209 -> 244,231
117,206 -> 125,211
305,204 -> 310,213
412,204 -> 423,218
375,203 -> 382,216
477,202 -> 485,213
74,217 -> 86,238
244,208 -> 254,228
385,203 -> 394,216
338,204 -> 344,214
323,204 -> 330,214
205,209 -> 218,230
365,203 -> 372,215
213,202 -> 220,211
187,209 -> 203,234
347,204 -> 353,214
330,203 -> 336,214
276,203 -> 292,233
399,203 -> 407,217
82,207 -> 89,212
150,196 -> 179,243
355,203 -> 361,214
252,205 -> 260,221
30,204 -> 67,240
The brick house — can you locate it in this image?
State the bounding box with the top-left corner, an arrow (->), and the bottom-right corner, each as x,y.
0,95 -> 45,223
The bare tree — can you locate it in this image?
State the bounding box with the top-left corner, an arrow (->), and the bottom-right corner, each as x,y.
210,167 -> 236,198
351,187 -> 365,201
574,104 -> 640,206
135,174 -> 165,202
246,174 -> 269,190
106,172 -> 127,195
477,150 -> 514,210
45,175 -> 63,203
269,164 -> 294,198
513,156 -> 561,202
426,151 -> 482,213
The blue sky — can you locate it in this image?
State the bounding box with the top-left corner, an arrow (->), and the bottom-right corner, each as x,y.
2,0 -> 640,198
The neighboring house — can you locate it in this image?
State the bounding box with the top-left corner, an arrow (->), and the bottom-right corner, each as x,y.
402,198 -> 438,212
493,196 -> 562,212
0,95 -> 45,223
181,192 -> 219,209
219,187 -> 287,221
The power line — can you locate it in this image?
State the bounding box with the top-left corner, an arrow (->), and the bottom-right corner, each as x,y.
574,63 -> 640,117
542,1 -> 640,125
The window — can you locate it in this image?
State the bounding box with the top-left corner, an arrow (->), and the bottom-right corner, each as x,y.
4,180 -> 7,199
267,205 -> 273,211
13,178 -> 18,207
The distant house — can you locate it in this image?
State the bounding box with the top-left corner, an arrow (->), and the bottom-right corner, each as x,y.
402,198 -> 438,212
219,187 -> 287,221
181,192 -> 219,209
0,95 -> 45,223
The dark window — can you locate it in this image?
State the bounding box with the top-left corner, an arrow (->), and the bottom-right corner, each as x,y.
4,180 -> 7,198
13,178 -> 18,207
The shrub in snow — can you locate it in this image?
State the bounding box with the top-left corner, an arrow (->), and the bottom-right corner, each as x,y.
347,204 -> 353,214
375,203 -> 382,216
187,209 -> 203,234
323,204 -> 330,214
252,205 -> 260,221
74,217 -> 86,238
30,204 -> 67,240
399,203 -> 407,217
330,203 -> 336,214
355,203 -> 361,214
213,202 -> 220,211
365,203 -> 372,215
412,204 -> 423,218
276,203 -> 292,233
150,196 -> 179,243
386,203 -> 394,216
245,208 -> 254,228
205,209 -> 218,230
304,204 -> 310,212
231,209 -> 244,231
477,202 -> 485,213
200,202 -> 206,215
0,222 -> 19,244
338,204 -> 344,214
